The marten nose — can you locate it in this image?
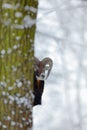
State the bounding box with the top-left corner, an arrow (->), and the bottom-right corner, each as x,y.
40,73 -> 45,78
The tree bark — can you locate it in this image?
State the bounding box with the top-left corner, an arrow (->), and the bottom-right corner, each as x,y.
0,0 -> 38,129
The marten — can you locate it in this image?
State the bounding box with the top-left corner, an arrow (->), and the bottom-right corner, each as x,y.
33,57 -> 53,106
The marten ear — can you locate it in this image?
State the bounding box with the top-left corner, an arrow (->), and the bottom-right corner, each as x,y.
42,57 -> 53,79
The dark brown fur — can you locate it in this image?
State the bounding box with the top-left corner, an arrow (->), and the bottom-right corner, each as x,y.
33,72 -> 44,106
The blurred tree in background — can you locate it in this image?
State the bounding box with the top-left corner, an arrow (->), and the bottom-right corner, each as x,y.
0,0 -> 38,129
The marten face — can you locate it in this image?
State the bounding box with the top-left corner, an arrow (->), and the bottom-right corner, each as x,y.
35,61 -> 45,80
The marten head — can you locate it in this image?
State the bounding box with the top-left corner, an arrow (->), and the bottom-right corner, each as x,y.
33,57 -> 53,106
34,57 -> 53,81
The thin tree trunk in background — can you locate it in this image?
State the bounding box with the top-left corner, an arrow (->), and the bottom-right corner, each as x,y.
0,0 -> 38,129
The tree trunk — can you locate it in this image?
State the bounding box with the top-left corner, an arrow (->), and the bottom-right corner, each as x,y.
0,0 -> 38,129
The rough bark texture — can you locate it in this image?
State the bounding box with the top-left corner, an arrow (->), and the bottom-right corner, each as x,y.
0,0 -> 38,129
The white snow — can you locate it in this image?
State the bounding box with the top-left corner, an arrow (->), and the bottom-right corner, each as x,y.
15,12 -> 22,18
23,15 -> 36,28
33,0 -> 87,130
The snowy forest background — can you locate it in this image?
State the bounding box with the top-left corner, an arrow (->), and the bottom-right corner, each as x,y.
33,0 -> 87,130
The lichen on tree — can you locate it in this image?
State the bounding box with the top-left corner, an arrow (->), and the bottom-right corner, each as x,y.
0,0 -> 38,129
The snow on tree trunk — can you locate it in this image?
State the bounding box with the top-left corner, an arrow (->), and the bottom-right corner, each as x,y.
0,0 -> 38,130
